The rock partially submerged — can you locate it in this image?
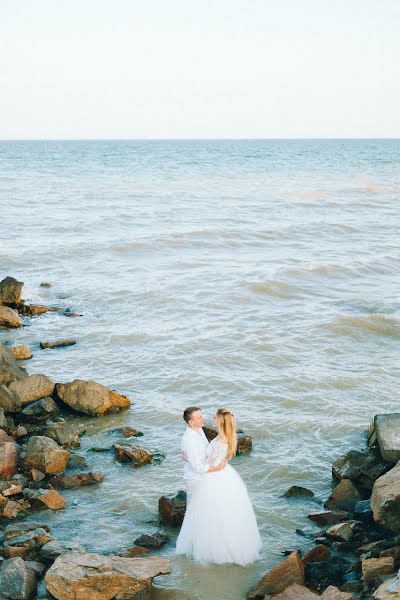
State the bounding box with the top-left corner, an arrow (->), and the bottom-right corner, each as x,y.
203,425 -> 253,454
11,345 -> 33,360
0,305 -> 24,328
158,490 -> 187,526
45,553 -> 171,600
56,379 -> 131,416
0,276 -> 24,307
40,339 -> 76,349
113,441 -> 153,467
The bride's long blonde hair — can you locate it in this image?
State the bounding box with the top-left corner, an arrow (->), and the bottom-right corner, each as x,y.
216,407 -> 237,459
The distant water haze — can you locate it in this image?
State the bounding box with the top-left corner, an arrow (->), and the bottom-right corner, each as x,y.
1,139 -> 400,599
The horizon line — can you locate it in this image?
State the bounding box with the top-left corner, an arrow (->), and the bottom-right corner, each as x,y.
0,136 -> 400,143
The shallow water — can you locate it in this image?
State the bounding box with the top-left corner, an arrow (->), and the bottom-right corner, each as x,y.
1,139 -> 400,599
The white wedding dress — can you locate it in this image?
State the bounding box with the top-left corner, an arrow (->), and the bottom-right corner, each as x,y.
176,438 -> 262,565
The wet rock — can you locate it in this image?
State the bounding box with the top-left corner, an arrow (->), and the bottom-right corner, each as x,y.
274,583 -> 319,600
362,557 -> 394,583
63,312 -> 83,317
9,374 -> 55,406
117,547 -> 150,558
133,532 -> 169,550
55,379 -> 131,416
321,586 -> 356,600
283,486 -> 315,498
325,521 -> 364,543
39,540 -> 86,561
308,511 -> 349,526
0,556 -> 37,599
66,454 -> 87,469
304,556 -> 353,592
39,339 -> 76,349
17,304 -> 56,317
0,276 -> 24,306
303,545 -> 331,564
203,425 -> 252,454
11,346 -> 33,361
371,464 -> 400,532
39,421 -> 80,447
0,305 -> 24,328
121,426 -> 143,437
23,488 -> 66,510
370,414 -> 400,463
325,479 -> 361,512
49,471 -> 104,489
5,521 -> 51,539
20,397 -> 59,422
158,490 -> 187,526
0,441 -> 18,479
354,500 -> 373,524
248,551 -> 304,599
45,553 -> 172,600
2,499 -> 27,518
113,441 -> 153,467
374,571 -> 400,599
24,436 -> 70,475
40,282 -> 51,288
0,343 -> 27,386
3,527 -> 53,550
332,447 -> 392,493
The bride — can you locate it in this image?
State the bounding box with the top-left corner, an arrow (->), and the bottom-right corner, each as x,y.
176,407 -> 262,565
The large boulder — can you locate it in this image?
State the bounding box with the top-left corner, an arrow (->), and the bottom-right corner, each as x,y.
324,479 -> 361,512
0,343 -> 27,385
159,490 -> 187,526
0,384 -> 22,413
9,374 -> 55,406
332,447 -> 392,493
248,551 -> 304,599
56,380 -> 131,416
370,414 -> 400,463
374,571 -> 400,599
0,305 -> 24,328
113,441 -> 153,467
23,488 -> 66,510
0,276 -> 24,306
0,441 -> 19,480
45,553 -> 171,600
0,556 -> 37,600
371,463 -> 400,532
24,436 -> 69,475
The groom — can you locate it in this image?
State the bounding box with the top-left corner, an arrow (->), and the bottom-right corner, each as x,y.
181,406 -> 227,505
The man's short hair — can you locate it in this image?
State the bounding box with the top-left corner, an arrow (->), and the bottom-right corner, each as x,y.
183,406 -> 201,424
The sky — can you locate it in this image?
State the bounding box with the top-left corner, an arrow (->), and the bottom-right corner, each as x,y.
0,0 -> 399,139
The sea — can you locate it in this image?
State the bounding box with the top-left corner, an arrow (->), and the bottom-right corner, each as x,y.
0,139 -> 399,599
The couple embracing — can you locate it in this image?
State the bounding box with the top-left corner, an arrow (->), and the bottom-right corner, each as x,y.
175,406 -> 262,566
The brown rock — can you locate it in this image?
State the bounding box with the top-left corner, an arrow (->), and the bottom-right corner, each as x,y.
45,553 -> 171,600
332,447 -> 391,493
248,551 -> 304,599
56,379 -> 131,416
0,342 -> 27,385
40,282 -> 51,288
283,486 -> 314,498
0,384 -> 22,413
117,547 -> 150,558
321,585 -> 356,600
30,468 -> 45,482
40,339 -> 76,349
374,574 -> 400,599
0,442 -> 18,479
159,490 -> 187,526
324,479 -> 361,512
113,442 -> 152,467
0,276 -> 24,306
39,421 -> 79,447
2,499 -> 26,518
17,303 -> 56,316
380,546 -> 400,568
23,488 -> 66,510
203,425 -> 252,454
361,556 -> 394,582
21,397 -> 59,422
3,545 -> 30,559
24,435 -> 70,474
325,522 -> 359,542
9,374 -> 55,406
121,426 -> 143,437
0,305 -> 24,328
371,464 -> 400,532
11,345 -> 33,360
49,471 -> 104,489
303,544 -> 331,564
274,583 -> 319,600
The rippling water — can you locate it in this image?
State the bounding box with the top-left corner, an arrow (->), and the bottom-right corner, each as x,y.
1,139 -> 400,599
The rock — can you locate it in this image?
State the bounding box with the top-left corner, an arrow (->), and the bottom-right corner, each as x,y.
113,442 -> 153,466
0,343 -> 27,386
30,469 -> 45,481
1,482 -> 23,496
117,547 -> 150,558
40,282 -> 51,288
0,407 -> 8,429
325,521 -> 363,543
49,471 -> 104,489
5,520 -> 51,539
23,488 -> 66,510
321,586 -> 356,600
371,463 -> 400,532
283,486 -> 315,498
121,426 -> 143,437
274,583 -> 319,600
0,442 -> 18,479
39,339 -> 76,349
248,551 -> 304,599
332,447 -> 392,493
0,305 -> 24,328
11,346 -> 33,361
3,527 -> 53,550
308,511 -> 349,526
17,304 -> 56,317
66,454 -> 87,469
374,572 -> 400,599
0,429 -> 15,444
302,544 -> 331,564
20,397 -> 59,422
55,380 -> 131,416
63,312 -> 83,317
362,556 -> 394,582
0,556 -> 37,599
203,425 -> 252,454
304,557 -> 352,593
0,276 -> 24,306
370,414 -> 400,463
39,421 -> 79,447
4,546 -> 30,559
10,426 -> 28,440
2,499 -> 27,518
325,479 -> 361,512
9,374 -> 55,406
45,553 -> 171,600
133,532 -> 169,550
159,490 -> 187,526
24,436 -> 70,475
0,384 -> 22,413
39,540 -> 86,562
380,547 -> 400,568
354,500 -> 373,524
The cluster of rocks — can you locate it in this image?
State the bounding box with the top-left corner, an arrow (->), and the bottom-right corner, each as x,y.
247,414 -> 400,600
0,276 -> 173,599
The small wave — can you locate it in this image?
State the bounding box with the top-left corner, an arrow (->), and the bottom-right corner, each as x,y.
250,279 -> 299,298
327,314 -> 400,339
355,185 -> 396,193
284,263 -> 354,279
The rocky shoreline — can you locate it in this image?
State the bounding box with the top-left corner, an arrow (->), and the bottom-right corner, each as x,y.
2,274 -> 399,600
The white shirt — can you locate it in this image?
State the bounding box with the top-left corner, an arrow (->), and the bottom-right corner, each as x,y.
181,426 -> 210,481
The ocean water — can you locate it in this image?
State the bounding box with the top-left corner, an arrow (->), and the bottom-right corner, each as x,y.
1,139 -> 400,599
